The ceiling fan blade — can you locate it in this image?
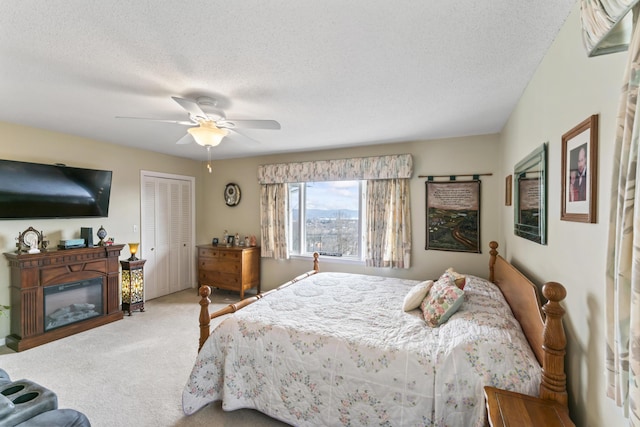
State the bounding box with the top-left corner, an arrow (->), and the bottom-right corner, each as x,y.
176,133 -> 194,145
116,116 -> 194,125
216,119 -> 281,130
227,129 -> 260,145
171,96 -> 208,120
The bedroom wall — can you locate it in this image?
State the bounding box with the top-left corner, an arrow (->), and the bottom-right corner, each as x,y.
499,5 -> 627,427
0,124 -> 502,346
0,121 -> 204,342
199,134 -> 501,293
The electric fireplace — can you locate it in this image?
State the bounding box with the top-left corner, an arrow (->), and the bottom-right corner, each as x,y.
43,277 -> 103,332
3,245 -> 124,352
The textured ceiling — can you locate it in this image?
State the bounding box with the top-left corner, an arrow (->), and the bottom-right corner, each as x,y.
0,1 -> 575,161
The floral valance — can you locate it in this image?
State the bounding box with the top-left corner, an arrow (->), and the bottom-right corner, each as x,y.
257,154 -> 413,184
581,0 -> 639,57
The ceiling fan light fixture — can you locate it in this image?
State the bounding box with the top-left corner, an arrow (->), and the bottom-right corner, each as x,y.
187,123 -> 229,147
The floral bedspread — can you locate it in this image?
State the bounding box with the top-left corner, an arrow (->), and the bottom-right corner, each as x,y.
182,272 -> 541,426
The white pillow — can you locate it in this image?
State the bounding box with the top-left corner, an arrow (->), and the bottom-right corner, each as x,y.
402,280 -> 434,311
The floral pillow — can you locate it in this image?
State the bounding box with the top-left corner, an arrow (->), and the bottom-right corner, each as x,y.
402,280 -> 434,311
441,267 -> 467,290
421,276 -> 465,327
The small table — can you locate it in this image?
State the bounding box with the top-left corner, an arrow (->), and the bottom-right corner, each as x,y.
484,386 -> 575,427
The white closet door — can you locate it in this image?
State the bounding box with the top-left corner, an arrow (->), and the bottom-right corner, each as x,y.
154,178 -> 172,298
141,172 -> 194,300
176,179 -> 192,292
141,177 -> 159,300
168,179 -> 193,294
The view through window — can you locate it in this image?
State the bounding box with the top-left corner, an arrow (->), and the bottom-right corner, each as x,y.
288,181 -> 365,259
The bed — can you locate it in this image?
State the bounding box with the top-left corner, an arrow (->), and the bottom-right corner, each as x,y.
182,241 -> 568,426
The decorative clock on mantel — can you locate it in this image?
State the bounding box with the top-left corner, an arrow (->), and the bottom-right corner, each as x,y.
17,226 -> 42,253
224,183 -> 241,207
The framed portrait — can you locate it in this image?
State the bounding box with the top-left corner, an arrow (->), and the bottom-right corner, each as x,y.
514,143 -> 547,245
425,180 -> 481,253
505,175 -> 512,206
561,114 -> 598,223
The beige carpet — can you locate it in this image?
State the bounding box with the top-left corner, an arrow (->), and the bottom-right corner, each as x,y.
0,289 -> 288,427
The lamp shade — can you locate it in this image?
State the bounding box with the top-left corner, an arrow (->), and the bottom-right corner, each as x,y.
187,123 -> 229,147
127,242 -> 139,261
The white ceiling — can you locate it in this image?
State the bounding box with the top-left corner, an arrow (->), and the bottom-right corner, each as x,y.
0,1 -> 576,161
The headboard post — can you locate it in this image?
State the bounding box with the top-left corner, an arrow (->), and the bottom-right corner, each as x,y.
313,252 -> 319,272
540,281 -> 568,406
488,241 -> 498,283
198,285 -> 212,352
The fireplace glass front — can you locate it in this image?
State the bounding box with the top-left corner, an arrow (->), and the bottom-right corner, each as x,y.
43,277 -> 103,331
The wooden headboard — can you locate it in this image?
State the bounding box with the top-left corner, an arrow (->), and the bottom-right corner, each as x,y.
488,241 -> 568,406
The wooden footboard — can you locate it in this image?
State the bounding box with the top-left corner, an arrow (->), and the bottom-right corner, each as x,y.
198,252 -> 320,352
488,241 -> 568,406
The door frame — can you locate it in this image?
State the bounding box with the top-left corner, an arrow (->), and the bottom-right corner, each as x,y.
140,170 -> 197,291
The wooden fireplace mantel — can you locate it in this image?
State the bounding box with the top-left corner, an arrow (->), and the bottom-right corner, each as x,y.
3,245 -> 125,352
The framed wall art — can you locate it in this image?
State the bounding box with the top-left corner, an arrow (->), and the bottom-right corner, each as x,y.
425,180 -> 481,253
505,175 -> 512,206
514,143 -> 547,245
561,114 -> 598,223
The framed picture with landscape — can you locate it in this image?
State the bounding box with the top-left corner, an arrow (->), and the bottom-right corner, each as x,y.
514,143 -> 547,245
425,180 -> 481,253
561,114 -> 598,223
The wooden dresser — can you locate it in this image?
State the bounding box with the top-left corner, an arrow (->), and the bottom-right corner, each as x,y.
197,244 -> 260,299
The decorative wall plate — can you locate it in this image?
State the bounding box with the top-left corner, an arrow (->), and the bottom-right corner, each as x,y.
18,226 -> 42,253
224,183 -> 241,206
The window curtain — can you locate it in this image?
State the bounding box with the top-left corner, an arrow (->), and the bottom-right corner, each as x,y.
260,183 -> 288,260
365,178 -> 411,268
581,0 -> 640,56
600,5 -> 640,422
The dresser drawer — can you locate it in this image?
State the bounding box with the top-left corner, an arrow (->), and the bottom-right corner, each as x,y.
200,259 -> 240,274
198,270 -> 216,284
199,248 -> 219,258
212,273 -> 242,289
218,250 -> 241,261
199,270 -> 241,286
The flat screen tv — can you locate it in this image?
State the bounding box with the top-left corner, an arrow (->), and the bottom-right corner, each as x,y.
0,159 -> 112,219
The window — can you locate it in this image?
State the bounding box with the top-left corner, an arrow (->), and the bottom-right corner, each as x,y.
288,180 -> 366,260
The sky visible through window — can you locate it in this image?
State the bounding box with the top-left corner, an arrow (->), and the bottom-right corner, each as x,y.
306,181 -> 359,211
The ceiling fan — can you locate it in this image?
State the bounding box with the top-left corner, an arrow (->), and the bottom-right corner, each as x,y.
117,95 -> 281,148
